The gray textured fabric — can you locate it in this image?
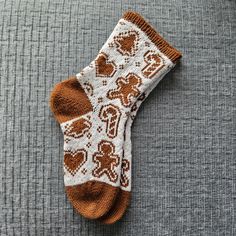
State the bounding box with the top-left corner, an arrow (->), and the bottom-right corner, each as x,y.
1,0 -> 236,235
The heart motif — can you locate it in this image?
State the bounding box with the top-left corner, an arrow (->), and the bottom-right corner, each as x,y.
64,149 -> 87,176
95,52 -> 117,77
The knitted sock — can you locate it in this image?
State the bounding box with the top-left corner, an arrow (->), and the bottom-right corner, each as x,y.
100,60 -> 179,224
50,11 -> 181,220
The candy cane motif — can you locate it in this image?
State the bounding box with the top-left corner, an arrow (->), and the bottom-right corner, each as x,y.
99,104 -> 121,138
141,50 -> 165,79
120,159 -> 130,187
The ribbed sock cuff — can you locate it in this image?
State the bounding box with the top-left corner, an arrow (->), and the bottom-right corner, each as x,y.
122,11 -> 182,63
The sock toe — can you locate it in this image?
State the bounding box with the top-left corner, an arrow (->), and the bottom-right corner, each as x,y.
65,181 -> 119,219
99,190 -> 131,224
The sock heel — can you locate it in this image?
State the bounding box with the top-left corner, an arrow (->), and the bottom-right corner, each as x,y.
50,76 -> 93,124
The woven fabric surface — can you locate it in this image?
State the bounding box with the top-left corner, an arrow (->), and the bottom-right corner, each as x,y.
1,0 -> 236,235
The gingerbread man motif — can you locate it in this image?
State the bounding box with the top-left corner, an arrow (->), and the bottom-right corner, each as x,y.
92,140 -> 120,182
107,73 -> 142,107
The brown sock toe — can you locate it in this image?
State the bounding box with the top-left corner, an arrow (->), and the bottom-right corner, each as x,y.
66,181 -> 119,219
99,190 -> 131,224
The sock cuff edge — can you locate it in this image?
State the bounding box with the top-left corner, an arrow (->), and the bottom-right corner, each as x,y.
122,11 -> 182,63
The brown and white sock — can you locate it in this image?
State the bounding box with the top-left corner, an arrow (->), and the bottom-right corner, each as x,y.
100,66 -> 175,224
50,11 -> 181,221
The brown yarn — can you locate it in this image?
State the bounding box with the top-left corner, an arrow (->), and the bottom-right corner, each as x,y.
49,76 -> 93,124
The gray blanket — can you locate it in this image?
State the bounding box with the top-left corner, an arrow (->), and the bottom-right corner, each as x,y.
1,0 -> 235,235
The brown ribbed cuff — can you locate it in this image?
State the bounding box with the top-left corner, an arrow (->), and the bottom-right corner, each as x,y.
122,11 -> 182,63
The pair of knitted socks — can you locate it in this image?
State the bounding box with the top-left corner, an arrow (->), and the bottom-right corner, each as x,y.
50,11 -> 181,224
